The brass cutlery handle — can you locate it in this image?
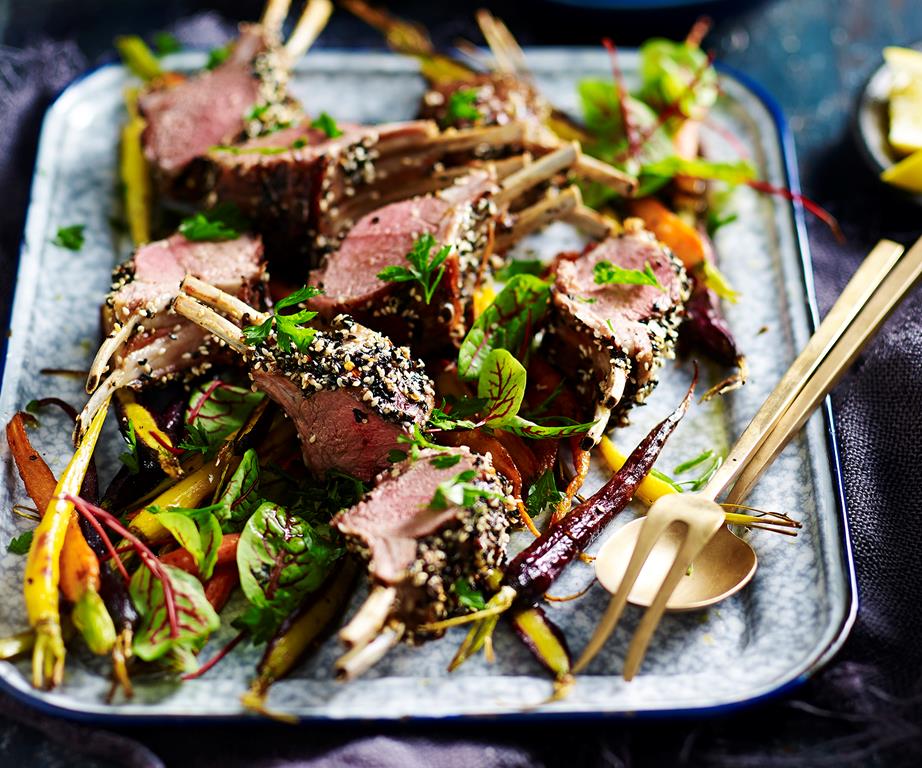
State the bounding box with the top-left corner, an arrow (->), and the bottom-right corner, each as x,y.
726,235 -> 922,504
701,239 -> 906,500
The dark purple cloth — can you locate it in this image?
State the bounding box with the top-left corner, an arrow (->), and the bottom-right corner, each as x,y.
2,8 -> 922,768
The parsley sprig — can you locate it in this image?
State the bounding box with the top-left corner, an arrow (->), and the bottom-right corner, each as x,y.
428,469 -> 503,511
243,285 -> 323,353
7,530 -> 33,555
377,233 -> 451,304
445,88 -> 482,124
179,203 -> 249,242
52,225 -> 85,251
593,260 -> 664,290
310,112 -> 343,138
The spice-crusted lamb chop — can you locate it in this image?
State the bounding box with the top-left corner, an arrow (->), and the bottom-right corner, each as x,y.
77,233 -> 266,438
542,219 -> 690,448
204,120 -> 528,269
309,143 -> 586,354
172,277 -> 435,483
138,0 -> 332,204
332,446 -> 516,679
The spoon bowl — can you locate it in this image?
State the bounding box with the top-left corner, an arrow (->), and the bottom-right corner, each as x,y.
594,518 -> 757,611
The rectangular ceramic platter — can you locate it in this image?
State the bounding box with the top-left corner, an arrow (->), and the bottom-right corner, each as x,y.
0,49 -> 853,721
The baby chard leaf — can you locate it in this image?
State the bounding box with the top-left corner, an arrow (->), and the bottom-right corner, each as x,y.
181,382 -> 265,454
478,349 -> 528,425
458,274 -> 551,380
130,564 -> 220,662
152,506 -> 223,580
477,350 -> 596,439
593,260 -> 664,290
235,502 -> 342,642
213,448 -> 261,533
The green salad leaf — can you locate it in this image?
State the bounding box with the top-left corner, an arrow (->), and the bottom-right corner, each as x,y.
594,260 -> 664,290
130,564 -> 220,663
235,502 -> 342,642
638,38 -> 718,120
458,274 -> 552,380
180,381 -> 265,455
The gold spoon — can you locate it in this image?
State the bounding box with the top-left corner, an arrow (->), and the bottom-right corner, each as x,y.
593,237 -> 914,613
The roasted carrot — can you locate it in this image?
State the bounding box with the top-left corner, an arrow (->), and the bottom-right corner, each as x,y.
24,398 -> 112,688
628,197 -> 706,270
203,564 -> 239,612
7,411 -> 114,657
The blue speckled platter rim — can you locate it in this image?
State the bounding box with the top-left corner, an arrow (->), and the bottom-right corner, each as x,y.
0,49 -> 857,725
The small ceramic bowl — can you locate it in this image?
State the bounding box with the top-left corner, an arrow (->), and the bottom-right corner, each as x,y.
854,43 -> 922,202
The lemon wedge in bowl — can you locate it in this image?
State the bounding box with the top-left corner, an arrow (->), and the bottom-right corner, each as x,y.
880,148 -> 922,192
884,47 -> 922,155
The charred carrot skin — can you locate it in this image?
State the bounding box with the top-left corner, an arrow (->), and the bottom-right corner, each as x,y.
24,399 -> 111,688
503,376 -> 695,609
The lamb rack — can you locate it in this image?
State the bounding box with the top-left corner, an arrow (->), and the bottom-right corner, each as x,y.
78,233 -> 266,437
138,0 -> 332,204
542,219 -> 690,447
309,143 -> 587,354
332,446 -> 516,679
172,277 -> 435,483
343,2 -> 636,198
204,119 -> 528,270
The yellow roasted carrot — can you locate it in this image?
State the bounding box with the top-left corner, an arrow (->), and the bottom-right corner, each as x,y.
599,436 -> 677,506
8,411 -> 115,655
128,454 -> 238,546
24,397 -> 110,689
121,88 -> 152,246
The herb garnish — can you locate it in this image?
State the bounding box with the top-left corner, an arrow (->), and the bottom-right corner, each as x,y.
526,470 -> 564,520
493,259 -> 546,281
310,111 -> 343,138
242,285 -> 323,353
445,88 -> 482,124
428,469 -> 503,511
52,225 -> 85,251
452,578 -> 486,611
593,260 -> 664,290
7,530 -> 33,555
205,43 -> 232,70
178,202 -> 249,242
118,419 -> 140,474
153,32 -> 181,56
377,232 -> 451,305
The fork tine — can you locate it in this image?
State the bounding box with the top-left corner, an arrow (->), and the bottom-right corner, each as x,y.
622,516 -> 724,681
572,512 -> 676,673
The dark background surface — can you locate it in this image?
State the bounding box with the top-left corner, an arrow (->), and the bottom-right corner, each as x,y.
1,1 -> 922,766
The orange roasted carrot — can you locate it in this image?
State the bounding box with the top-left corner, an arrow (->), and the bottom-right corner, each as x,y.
5,414 -> 57,511
204,564 -> 239,612
6,413 -> 100,603
627,197 -> 706,270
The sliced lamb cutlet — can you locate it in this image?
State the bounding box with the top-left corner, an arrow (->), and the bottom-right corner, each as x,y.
309,143 -> 584,355
205,120 -> 528,270
542,220 -> 690,448
333,446 -> 516,678
172,277 -> 435,483
137,0 -> 332,203
77,233 -> 265,438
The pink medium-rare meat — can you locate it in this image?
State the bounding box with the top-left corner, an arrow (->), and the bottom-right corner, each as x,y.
244,315 -> 435,483
204,119 -> 441,267
543,223 -> 689,416
309,172 -> 497,352
333,446 -> 514,628
138,26 -> 266,181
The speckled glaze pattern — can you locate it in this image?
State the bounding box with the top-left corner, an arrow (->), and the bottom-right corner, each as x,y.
0,50 -> 851,721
